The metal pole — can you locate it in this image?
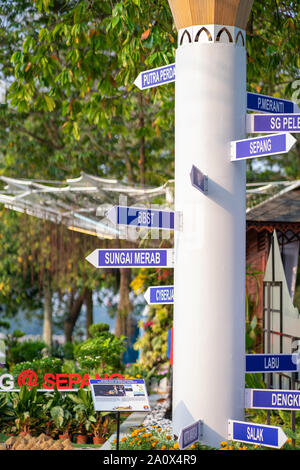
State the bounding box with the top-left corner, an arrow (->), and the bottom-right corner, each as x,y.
116,411 -> 121,450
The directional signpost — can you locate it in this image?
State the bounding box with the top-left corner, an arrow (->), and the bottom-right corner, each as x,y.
246,113 -> 300,133
144,285 -> 174,305
228,419 -> 288,449
190,165 -> 208,194
178,420 -> 203,450
134,65 -> 300,116
247,92 -> 300,114
245,389 -> 300,411
134,63 -> 175,90
231,132 -> 296,161
106,205 -> 180,230
246,353 -> 300,373
86,248 -> 174,269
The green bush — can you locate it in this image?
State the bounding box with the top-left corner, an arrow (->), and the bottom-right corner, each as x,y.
74,323 -> 126,375
7,336 -> 46,367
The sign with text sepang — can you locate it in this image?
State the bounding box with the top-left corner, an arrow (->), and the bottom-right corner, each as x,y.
231,133 -> 296,161
0,371 -> 124,391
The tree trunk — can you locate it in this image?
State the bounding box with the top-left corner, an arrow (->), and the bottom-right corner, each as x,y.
64,291 -> 85,343
85,289 -> 93,338
115,268 -> 132,338
138,93 -> 146,187
43,283 -> 53,349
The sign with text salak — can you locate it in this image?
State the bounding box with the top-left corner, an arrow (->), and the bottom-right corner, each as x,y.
246,113 -> 300,133
231,133 -> 296,161
228,419 -> 288,449
245,353 -> 300,373
106,206 -> 179,230
245,389 -> 300,411
86,249 -> 174,269
134,63 -> 175,90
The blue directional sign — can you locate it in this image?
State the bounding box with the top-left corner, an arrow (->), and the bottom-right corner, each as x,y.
231,132 -> 296,161
228,419 -> 287,449
246,353 -> 300,373
134,63 -> 175,90
144,285 -> 174,305
86,248 -> 174,269
247,113 -> 300,133
190,165 -> 208,194
245,388 -> 300,411
106,206 -> 179,230
179,420 -> 203,450
247,92 -> 299,114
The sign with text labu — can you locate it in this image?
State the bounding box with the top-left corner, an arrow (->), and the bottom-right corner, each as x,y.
90,378 -> 151,412
245,353 -> 300,373
86,248 -> 174,269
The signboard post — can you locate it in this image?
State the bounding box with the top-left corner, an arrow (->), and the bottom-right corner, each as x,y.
246,113 -> 300,133
86,248 -> 174,269
245,353 -> 300,373
228,419 -> 288,449
106,205 -> 180,230
231,132 -> 296,161
178,420 -> 203,450
144,285 -> 174,305
245,388 -> 300,411
134,63 -> 175,90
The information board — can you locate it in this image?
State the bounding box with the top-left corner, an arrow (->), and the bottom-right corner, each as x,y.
90,378 -> 151,412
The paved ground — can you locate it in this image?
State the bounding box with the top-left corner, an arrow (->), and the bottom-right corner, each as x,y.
100,393 -> 166,451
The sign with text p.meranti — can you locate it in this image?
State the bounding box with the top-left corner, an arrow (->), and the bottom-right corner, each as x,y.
90,379 -> 151,412
86,248 -> 174,269
228,419 -> 288,449
134,63 -> 175,90
144,285 -> 174,305
246,113 -> 300,133
106,205 -> 180,230
245,353 -> 300,373
178,420 -> 203,450
231,132 -> 296,161
247,92 -> 299,114
245,388 -> 300,411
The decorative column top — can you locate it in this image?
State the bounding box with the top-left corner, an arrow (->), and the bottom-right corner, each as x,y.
167,0 -> 254,30
178,24 -> 246,48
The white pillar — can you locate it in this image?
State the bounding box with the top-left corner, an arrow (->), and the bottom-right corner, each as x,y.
173,26 -> 246,448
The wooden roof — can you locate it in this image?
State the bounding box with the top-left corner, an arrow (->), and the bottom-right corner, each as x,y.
167,0 -> 254,30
